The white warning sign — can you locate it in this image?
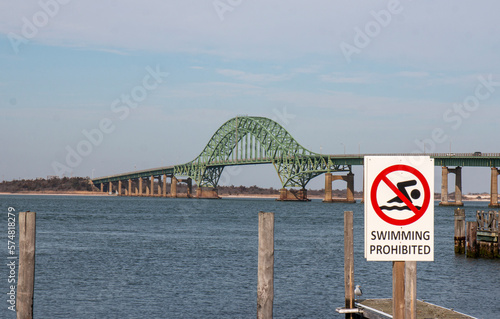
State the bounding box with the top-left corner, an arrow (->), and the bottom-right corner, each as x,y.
364,156 -> 434,261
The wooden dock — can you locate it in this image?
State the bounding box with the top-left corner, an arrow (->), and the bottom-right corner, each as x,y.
336,211 -> 478,319
454,208 -> 499,258
355,299 -> 476,319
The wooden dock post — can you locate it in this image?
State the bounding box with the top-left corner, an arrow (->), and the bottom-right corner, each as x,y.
257,212 -> 274,319
344,211 -> 355,319
466,221 -> 478,258
404,261 -> 417,319
454,208 -> 466,254
392,261 -> 405,319
17,211 -> 36,319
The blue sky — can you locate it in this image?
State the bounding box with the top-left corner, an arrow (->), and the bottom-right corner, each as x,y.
1,0 -> 499,192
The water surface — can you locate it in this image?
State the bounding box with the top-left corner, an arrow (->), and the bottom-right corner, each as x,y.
0,195 -> 498,318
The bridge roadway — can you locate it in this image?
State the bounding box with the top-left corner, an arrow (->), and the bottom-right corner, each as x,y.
91,115 -> 500,206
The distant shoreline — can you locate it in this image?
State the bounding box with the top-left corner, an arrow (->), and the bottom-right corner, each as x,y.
0,191 -> 325,199
0,191 -> 492,202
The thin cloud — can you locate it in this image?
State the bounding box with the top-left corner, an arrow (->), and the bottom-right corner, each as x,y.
319,74 -> 374,84
395,72 -> 429,78
291,65 -> 324,74
160,81 -> 265,99
217,69 -> 292,83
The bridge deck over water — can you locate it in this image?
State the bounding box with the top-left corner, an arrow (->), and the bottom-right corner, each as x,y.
92,153 -> 500,184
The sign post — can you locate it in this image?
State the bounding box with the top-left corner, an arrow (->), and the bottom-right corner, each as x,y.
364,156 -> 434,319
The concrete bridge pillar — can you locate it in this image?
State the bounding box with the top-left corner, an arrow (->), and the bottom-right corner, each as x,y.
109,181 -> 113,194
100,183 -> 104,193
187,178 -> 192,198
138,178 -> 143,196
454,167 -> 463,205
196,187 -> 220,199
323,173 -> 355,203
324,173 -> 333,202
346,172 -> 354,202
170,176 -> 178,198
441,166 -> 449,204
128,179 -> 132,197
150,175 -> 154,197
439,166 -> 463,206
489,167 -> 500,208
157,176 -> 161,196
278,188 -> 309,201
154,175 -> 161,196
162,174 -> 167,197
118,180 -> 122,196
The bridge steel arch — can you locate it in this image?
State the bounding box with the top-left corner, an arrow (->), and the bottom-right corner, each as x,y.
174,116 -> 351,188
91,115 -> 500,204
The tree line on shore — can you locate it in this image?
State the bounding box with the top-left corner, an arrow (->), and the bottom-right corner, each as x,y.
0,177 -> 95,192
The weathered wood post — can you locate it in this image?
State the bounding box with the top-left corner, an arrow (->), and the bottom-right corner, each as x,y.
466,221 -> 478,258
392,261 -> 405,319
17,211 -> 36,319
257,212 -> 274,319
404,261 -> 417,319
454,208 -> 466,254
344,211 -> 354,319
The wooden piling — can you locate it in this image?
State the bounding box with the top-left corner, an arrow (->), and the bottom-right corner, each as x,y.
466,221 -> 478,258
344,211 -> 354,319
404,261 -> 417,319
454,208 -> 466,254
17,211 -> 36,319
257,212 -> 274,319
392,261 -> 405,319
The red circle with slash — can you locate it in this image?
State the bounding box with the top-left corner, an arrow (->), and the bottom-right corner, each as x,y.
370,164 -> 431,226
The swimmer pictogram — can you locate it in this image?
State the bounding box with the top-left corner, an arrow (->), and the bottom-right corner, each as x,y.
370,164 -> 431,226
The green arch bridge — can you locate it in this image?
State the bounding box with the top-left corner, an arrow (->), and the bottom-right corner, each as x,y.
92,116 -> 500,206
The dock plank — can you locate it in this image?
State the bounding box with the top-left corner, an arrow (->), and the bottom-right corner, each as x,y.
357,299 -> 476,319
